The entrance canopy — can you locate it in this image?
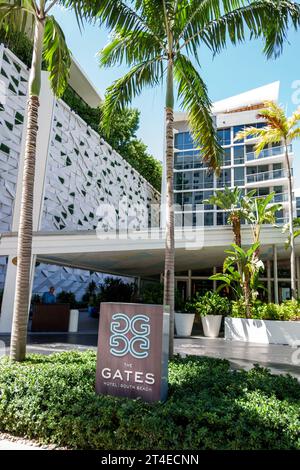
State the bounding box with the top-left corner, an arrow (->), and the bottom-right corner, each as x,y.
1,226 -> 298,278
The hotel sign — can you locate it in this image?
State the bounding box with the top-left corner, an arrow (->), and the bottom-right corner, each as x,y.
96,302 -> 169,402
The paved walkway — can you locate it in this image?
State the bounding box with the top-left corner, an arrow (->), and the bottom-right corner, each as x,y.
1,333 -> 299,381
0,439 -> 41,450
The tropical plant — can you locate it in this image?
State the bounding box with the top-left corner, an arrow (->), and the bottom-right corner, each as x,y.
97,277 -> 136,303
212,243 -> 264,318
192,291 -> 231,317
235,101 -> 300,300
283,217 -> 300,249
244,191 -> 282,256
56,290 -> 77,308
0,0 -> 87,361
97,0 -> 300,356
205,187 -> 255,246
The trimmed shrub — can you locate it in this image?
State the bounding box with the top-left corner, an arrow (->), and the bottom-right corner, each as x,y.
0,352 -> 299,449
193,291 -> 231,317
231,299 -> 300,321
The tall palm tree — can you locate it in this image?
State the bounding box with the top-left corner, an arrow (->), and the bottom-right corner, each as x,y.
235,102 -> 300,300
244,191 -> 282,255
96,0 -> 300,356
205,186 -> 255,246
0,0 -> 82,361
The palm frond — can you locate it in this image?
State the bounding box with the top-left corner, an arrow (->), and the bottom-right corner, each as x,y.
257,100 -> 288,134
288,127 -> 300,141
43,15 -> 72,97
99,29 -> 164,68
179,0 -> 300,59
288,107 -> 300,129
101,56 -> 164,136
0,1 -> 35,35
174,53 -> 222,171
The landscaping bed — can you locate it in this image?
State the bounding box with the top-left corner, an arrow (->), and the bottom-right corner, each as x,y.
0,352 -> 300,449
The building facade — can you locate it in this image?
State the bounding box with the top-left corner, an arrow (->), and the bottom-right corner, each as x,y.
0,44 -> 299,333
0,45 -> 160,330
173,82 -> 293,227
170,82 -> 299,303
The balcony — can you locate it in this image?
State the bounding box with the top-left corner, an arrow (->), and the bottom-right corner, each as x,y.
246,168 -> 292,186
246,144 -> 292,163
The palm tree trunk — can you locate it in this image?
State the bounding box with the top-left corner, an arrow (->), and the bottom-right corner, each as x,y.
285,142 -> 297,300
10,19 -> 44,361
232,217 -> 241,247
163,61 -> 175,357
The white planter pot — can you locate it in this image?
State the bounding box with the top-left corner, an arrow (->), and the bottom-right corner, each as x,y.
68,309 -> 79,333
201,315 -> 222,338
225,317 -> 300,346
175,313 -> 195,337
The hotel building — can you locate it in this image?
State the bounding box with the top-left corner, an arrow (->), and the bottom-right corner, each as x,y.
0,45 -> 299,333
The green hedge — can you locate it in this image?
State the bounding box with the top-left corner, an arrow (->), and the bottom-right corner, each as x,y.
231,299 -> 300,321
0,352 -> 299,449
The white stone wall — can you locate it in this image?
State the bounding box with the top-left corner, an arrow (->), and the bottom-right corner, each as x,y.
0,46 -> 161,297
0,45 -> 28,232
42,99 -> 160,232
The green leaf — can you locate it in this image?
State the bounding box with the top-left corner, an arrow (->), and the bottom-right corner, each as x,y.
43,15 -> 71,97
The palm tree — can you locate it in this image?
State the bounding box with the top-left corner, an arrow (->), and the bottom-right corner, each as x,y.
244,191 -> 282,256
97,0 -> 300,356
0,0 -> 83,361
235,102 -> 300,300
205,186 -> 255,246
212,242 -> 264,318
283,217 -> 300,249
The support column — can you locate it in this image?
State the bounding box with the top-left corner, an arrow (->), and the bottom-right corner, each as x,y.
188,269 -> 192,299
0,255 -> 36,333
213,266 -> 217,292
273,245 -> 279,304
267,260 -> 272,303
135,276 -> 141,297
0,72 -> 55,333
296,257 -> 300,299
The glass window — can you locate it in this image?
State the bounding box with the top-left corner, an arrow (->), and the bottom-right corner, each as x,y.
204,170 -> 214,189
217,169 -> 231,188
204,212 -> 214,226
273,163 -> 283,179
174,132 -> 196,150
234,167 -> 244,186
217,211 -> 228,226
175,193 -> 183,207
217,128 -> 231,146
234,145 -> 245,164
174,133 -> 183,149
191,279 -> 214,297
221,148 -> 231,166
192,268 -> 213,276
233,125 -> 245,143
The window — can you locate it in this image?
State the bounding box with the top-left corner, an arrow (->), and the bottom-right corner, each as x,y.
217,128 -> 231,145
234,145 -> 245,164
204,212 -> 214,226
234,167 -> 244,186
217,211 -> 228,226
217,169 -> 231,188
221,148 -> 231,166
273,163 -> 283,179
233,125 -> 245,143
174,151 -> 203,169
174,132 -> 195,150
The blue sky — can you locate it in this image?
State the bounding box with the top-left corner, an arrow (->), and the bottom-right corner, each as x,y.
53,5 -> 300,187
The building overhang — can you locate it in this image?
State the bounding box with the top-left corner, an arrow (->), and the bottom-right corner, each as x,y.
0,226 -> 299,278
174,81 -> 280,125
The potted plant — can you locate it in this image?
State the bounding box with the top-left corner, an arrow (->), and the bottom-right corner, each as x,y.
194,291 -> 231,338
175,298 -> 196,337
